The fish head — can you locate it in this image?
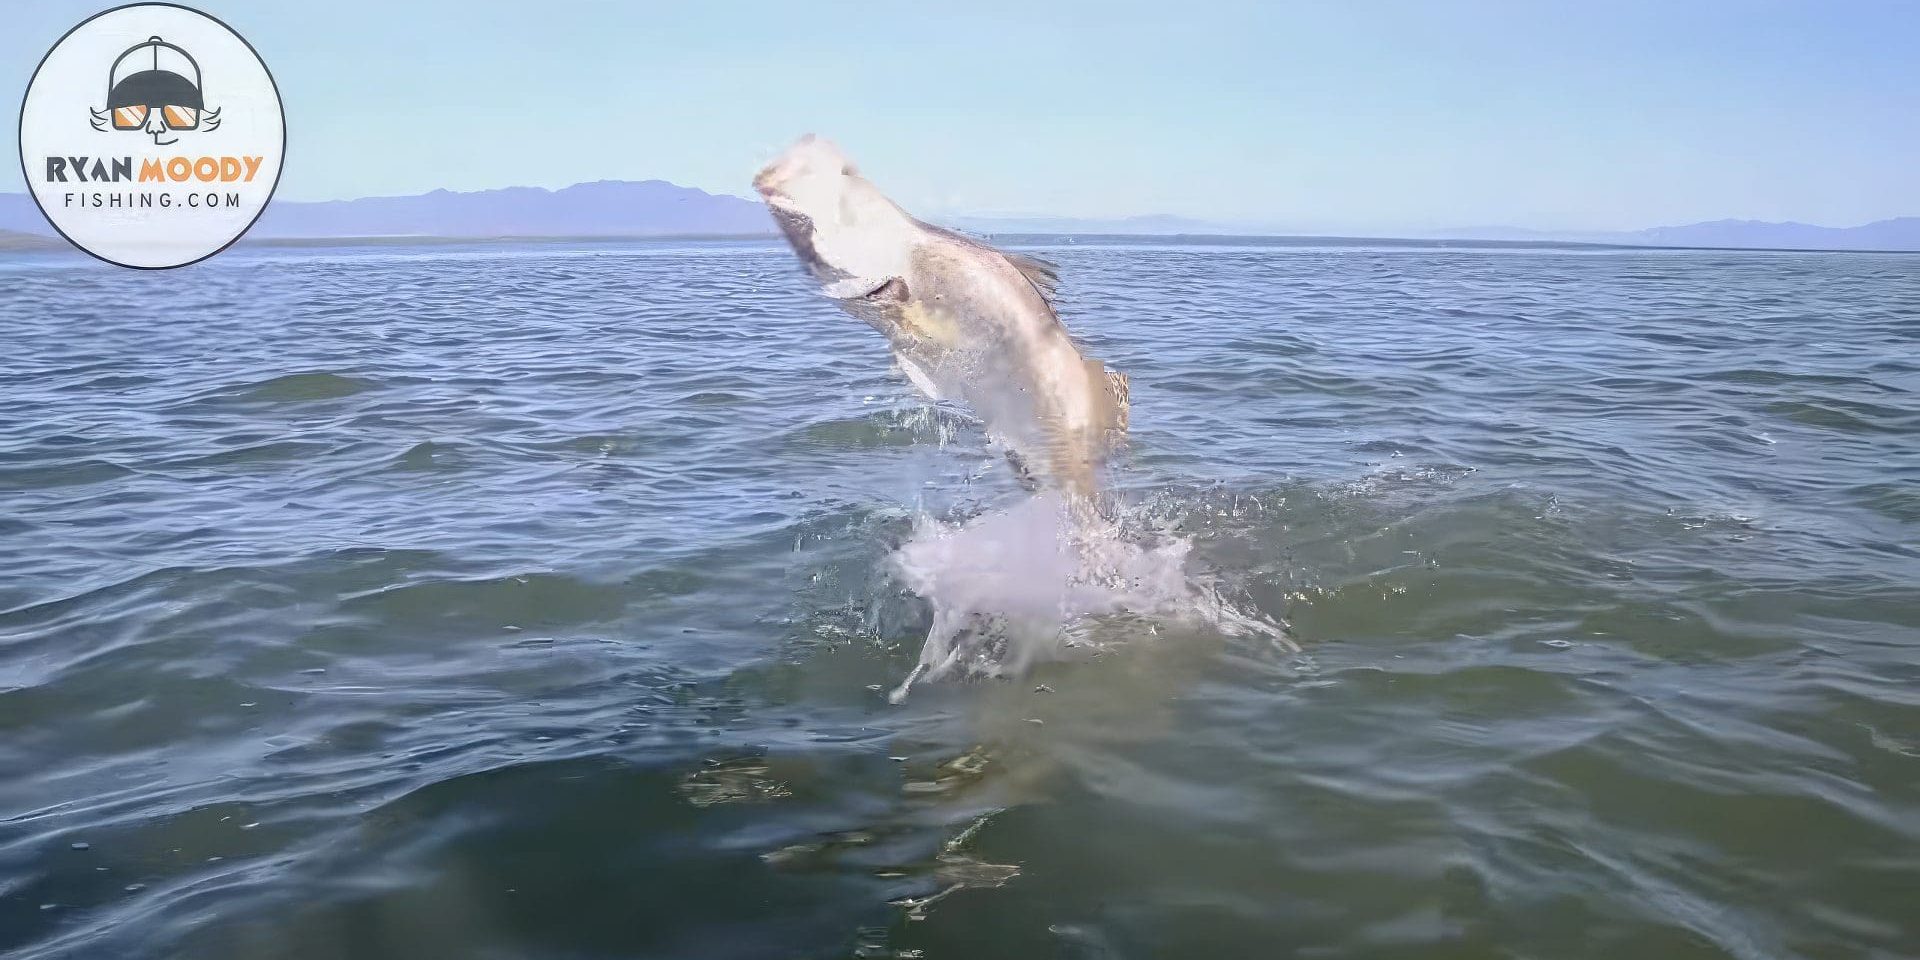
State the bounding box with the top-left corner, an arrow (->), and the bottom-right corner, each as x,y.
753,135 -> 855,220
754,135 -> 913,291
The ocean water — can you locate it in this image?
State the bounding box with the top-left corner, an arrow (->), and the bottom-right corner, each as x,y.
1,238 -> 1916,959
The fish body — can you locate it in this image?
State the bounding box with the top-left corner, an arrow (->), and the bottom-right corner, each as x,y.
753,136 -> 1127,499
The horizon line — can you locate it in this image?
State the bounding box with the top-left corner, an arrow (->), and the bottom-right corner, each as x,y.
5,228 -> 1920,258
1,180 -> 1915,236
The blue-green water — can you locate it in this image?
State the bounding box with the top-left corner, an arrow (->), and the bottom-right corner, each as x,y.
2,239 -> 1916,959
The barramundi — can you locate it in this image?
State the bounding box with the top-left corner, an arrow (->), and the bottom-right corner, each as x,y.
754,135 -> 1128,501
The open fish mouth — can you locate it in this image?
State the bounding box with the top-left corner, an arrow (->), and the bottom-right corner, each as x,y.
766,204 -> 813,247
763,206 -> 841,286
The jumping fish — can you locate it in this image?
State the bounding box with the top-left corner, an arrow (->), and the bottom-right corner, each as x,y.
753,135 -> 1128,500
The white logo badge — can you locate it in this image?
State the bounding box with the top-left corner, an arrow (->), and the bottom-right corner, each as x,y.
18,3 -> 285,269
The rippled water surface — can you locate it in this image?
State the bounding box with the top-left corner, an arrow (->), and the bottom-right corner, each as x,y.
3,239 -> 1917,959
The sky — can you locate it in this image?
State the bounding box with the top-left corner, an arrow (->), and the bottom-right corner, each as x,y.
5,0 -> 1917,233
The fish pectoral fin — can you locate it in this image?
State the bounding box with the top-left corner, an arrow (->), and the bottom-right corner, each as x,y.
1086,359 -> 1130,436
1004,253 -> 1061,303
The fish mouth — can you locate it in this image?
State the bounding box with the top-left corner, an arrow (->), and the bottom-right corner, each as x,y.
753,133 -> 823,197
757,187 -> 794,211
753,164 -> 795,201
762,206 -> 861,294
767,206 -> 819,260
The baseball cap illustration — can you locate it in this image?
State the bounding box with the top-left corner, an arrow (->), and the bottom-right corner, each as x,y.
89,36 -> 221,145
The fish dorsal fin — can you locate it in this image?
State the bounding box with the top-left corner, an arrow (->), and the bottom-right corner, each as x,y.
1085,358 -> 1130,435
910,218 -> 1062,304
1004,253 -> 1061,303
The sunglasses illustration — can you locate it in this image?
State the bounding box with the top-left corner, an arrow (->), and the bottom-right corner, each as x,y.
110,104 -> 201,130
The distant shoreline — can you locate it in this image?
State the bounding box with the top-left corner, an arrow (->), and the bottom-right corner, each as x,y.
5,182 -> 1917,253
3,229 -> 1918,257
244,232 -> 782,247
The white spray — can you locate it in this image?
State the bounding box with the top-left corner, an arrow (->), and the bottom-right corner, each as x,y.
888,490 -> 1292,702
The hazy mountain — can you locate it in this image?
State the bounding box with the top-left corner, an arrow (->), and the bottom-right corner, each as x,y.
0,181 -> 770,239
1,182 -> 1914,249
1433,217 -> 1920,251
0,228 -> 62,250
946,213 -> 1241,235
250,180 -> 773,238
1626,217 -> 1920,251
0,194 -> 48,236
0,183 -> 762,240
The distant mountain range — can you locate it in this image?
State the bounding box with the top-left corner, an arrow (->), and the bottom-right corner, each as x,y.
249,180 -> 773,238
947,213 -> 1227,235
1423,218 -> 1920,251
2,182 -> 1916,251
0,181 -> 771,242
1615,217 -> 1920,251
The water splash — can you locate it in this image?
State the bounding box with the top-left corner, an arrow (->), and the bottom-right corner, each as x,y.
887,490 -> 1291,702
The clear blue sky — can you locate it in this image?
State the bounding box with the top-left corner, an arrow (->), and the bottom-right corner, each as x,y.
7,0 -> 1916,232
